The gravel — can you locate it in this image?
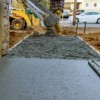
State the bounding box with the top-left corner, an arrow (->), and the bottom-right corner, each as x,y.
5,35 -> 100,60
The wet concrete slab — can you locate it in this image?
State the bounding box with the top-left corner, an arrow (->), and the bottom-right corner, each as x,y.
5,36 -> 100,60
0,58 -> 100,100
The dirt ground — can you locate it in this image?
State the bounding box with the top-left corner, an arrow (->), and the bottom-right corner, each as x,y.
9,30 -> 30,48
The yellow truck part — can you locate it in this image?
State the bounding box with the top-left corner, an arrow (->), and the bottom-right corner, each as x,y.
10,9 -> 40,30
13,10 -> 32,27
10,0 -> 40,30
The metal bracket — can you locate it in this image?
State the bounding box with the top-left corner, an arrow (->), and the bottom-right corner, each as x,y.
88,60 -> 100,77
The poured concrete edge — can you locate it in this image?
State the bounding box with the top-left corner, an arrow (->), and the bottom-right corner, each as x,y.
9,34 -> 30,51
78,36 -> 100,56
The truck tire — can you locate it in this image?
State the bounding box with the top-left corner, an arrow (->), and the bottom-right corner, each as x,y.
11,18 -> 25,30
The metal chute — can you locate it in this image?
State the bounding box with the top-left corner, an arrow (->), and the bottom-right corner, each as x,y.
19,0 -> 59,27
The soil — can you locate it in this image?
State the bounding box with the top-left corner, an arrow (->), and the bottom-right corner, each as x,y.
9,30 -> 30,48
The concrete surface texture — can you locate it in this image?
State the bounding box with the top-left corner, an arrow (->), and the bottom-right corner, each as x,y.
0,59 -> 100,100
6,36 -> 100,60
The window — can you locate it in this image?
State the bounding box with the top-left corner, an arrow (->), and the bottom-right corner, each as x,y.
86,3 -> 88,7
94,3 -> 97,7
84,12 -> 91,15
91,12 -> 99,15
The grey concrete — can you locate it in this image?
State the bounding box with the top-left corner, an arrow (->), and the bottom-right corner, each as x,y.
0,59 -> 100,100
27,0 -> 58,27
5,36 -> 100,60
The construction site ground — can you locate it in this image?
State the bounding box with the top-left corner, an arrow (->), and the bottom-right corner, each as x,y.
9,26 -> 45,48
62,27 -> 100,51
6,27 -> 100,59
2,27 -> 100,100
6,27 -> 100,60
9,27 -> 100,52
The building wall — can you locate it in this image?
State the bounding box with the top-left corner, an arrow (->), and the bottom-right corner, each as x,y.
65,0 -> 100,12
64,0 -> 84,11
0,0 -> 10,57
65,0 -> 84,2
82,0 -> 100,12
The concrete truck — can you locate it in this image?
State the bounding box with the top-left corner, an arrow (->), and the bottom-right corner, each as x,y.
9,0 -> 58,30
9,0 -> 40,30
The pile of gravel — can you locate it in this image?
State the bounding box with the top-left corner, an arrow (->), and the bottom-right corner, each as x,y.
5,35 -> 100,60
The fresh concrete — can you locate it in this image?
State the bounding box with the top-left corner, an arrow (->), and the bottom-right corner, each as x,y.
0,59 -> 100,100
5,36 -> 100,60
